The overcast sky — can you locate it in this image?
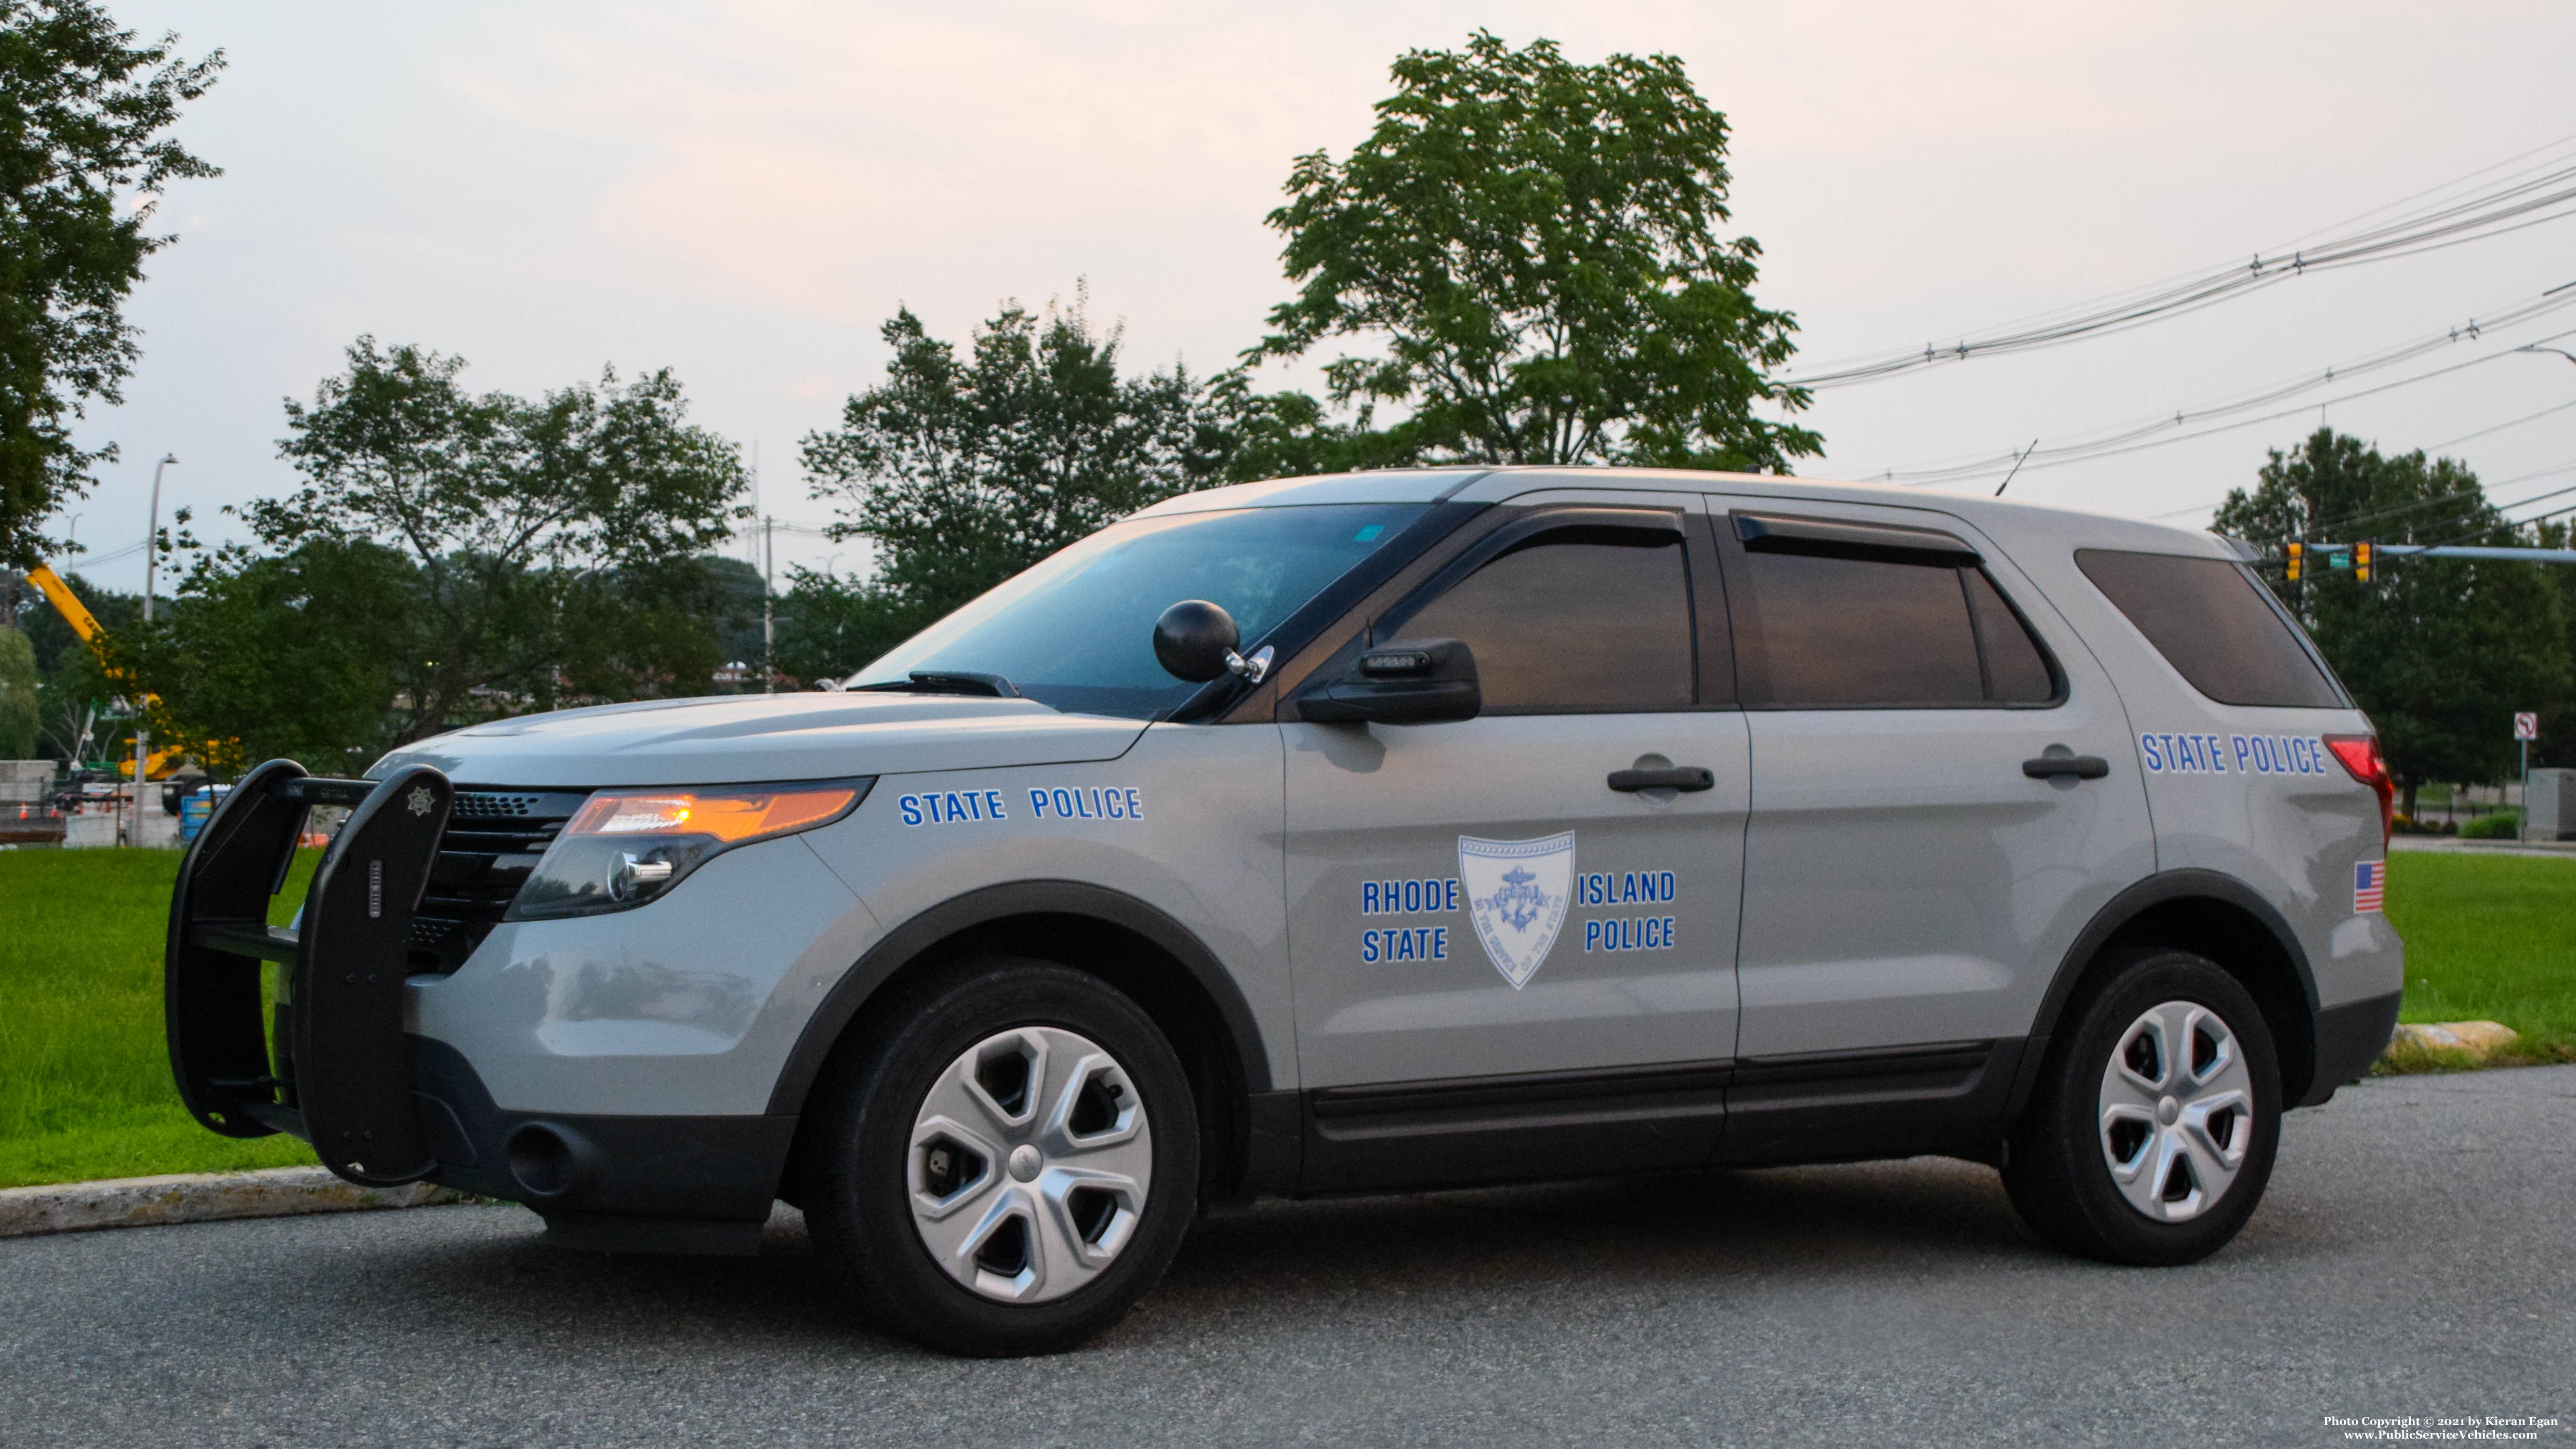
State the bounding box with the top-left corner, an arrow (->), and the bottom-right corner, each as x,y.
60,0 -> 2576,595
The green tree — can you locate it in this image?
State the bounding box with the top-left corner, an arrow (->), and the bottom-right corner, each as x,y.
0,2 -> 221,565
235,337 -> 748,740
2518,516 -> 2576,772
1196,371 -> 1417,485
34,626 -> 111,760
548,555 -> 743,704
770,567 -> 923,685
2215,428 -> 2570,813
803,292 -> 1220,623
0,623 -> 35,756
124,537 -> 412,774
694,552 -> 769,678
1246,31 -> 1817,472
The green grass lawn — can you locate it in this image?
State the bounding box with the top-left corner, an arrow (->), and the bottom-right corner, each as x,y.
0,848 -> 322,1189
0,846 -> 2567,1190
2383,851 -> 2576,1065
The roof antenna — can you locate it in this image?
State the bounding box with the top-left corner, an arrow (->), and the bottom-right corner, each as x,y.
1995,438 -> 2039,496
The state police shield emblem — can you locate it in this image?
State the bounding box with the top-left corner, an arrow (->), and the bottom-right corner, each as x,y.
1459,833 -> 1575,989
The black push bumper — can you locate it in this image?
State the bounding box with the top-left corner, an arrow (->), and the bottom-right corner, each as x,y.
166,759 -> 455,1186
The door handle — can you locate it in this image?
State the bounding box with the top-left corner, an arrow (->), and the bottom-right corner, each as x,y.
2023,755 -> 2110,781
1608,766 -> 1716,793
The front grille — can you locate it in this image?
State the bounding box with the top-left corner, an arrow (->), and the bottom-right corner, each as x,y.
409,788 -> 591,973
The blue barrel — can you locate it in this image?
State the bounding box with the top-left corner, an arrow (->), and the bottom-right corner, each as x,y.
179,786 -> 228,844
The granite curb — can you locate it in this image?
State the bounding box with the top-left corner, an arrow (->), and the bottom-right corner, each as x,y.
0,1166 -> 474,1239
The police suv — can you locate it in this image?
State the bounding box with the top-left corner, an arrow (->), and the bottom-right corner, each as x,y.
165,467 -> 2402,1355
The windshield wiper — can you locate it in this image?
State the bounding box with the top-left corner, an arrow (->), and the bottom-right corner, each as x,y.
850,670 -> 1023,699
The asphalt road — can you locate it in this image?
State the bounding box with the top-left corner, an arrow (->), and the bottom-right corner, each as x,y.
5,1068 -> 2572,1449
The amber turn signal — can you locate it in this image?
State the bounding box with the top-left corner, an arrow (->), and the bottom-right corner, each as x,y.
565,785 -> 861,844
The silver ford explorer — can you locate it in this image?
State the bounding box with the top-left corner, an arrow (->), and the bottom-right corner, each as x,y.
165,466 -> 2403,1355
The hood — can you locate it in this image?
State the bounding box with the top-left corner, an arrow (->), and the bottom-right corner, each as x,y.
367,692 -> 1150,788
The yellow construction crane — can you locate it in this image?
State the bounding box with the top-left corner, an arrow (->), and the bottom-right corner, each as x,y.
21,564 -> 223,778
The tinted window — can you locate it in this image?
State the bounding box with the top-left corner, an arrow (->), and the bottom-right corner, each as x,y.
1390,530 -> 1694,713
1742,550 -> 1981,705
1966,570 -> 2057,704
854,504 -> 1428,718
1737,548 -> 2060,708
2075,549 -> 2343,709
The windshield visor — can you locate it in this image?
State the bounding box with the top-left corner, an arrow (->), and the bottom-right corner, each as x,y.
852,503 -> 1431,717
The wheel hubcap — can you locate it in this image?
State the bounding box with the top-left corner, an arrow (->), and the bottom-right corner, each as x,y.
907,1025 -> 1152,1303
2097,999 -> 2253,1223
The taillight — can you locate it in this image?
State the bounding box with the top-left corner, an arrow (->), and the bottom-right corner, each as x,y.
2324,734 -> 2394,846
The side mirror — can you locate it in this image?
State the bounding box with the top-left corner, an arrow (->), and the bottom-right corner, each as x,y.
1295,638 -> 1481,725
1153,600 -> 1272,684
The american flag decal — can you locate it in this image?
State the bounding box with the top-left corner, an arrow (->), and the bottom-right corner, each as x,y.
2353,860 -> 2386,913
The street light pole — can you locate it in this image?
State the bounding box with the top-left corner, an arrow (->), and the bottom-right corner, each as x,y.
143,454 -> 176,625
134,453 -> 176,847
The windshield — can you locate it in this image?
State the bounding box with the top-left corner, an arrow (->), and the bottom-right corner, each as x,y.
851,503 -> 1431,718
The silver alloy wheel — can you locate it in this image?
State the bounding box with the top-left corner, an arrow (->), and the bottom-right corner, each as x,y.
907,1025 -> 1153,1303
2097,999 -> 2254,1222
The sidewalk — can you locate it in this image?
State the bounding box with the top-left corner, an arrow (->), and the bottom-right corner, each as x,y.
2388,835 -> 2576,859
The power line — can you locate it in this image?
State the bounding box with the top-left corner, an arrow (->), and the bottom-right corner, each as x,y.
2424,496 -> 2576,550
2147,432 -> 2576,526
1870,314 -> 2576,489
1782,136 -> 2576,389
2168,456 -> 2576,536
2420,396 -> 2576,452
2310,467 -> 2576,541
1855,285 -> 2576,484
2268,133 -> 2576,254
64,540 -> 147,569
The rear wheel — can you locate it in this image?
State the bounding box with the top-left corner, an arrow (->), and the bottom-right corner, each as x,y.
2004,949 -> 2281,1266
804,959 -> 1199,1355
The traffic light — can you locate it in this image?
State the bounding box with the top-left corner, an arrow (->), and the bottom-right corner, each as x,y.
2355,540 -> 2374,583
2285,541 -> 2303,581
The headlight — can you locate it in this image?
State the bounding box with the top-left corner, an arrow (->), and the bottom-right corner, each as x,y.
507,779 -> 871,920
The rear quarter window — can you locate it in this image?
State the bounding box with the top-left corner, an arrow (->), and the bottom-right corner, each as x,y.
2074,548 -> 2345,709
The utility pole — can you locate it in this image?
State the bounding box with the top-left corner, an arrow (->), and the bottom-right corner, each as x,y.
750,442 -> 773,693
135,453 -> 176,847
763,515 -> 776,694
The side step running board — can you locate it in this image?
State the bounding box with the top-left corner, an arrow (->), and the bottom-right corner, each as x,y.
165,758 -> 454,1187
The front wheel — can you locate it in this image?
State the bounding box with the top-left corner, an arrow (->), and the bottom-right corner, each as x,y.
2003,949 -> 2281,1266
804,960 -> 1200,1355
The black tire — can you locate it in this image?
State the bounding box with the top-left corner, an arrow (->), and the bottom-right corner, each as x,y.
803,958 -> 1199,1356
2003,949 -> 2281,1266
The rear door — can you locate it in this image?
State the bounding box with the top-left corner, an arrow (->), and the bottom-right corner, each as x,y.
1708,496 -> 2156,1162
1278,495 -> 1749,1189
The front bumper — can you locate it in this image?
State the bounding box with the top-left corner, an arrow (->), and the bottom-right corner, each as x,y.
414,1037 -> 792,1256
167,760 -> 800,1251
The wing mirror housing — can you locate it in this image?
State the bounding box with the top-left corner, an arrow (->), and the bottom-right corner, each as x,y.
1296,639 -> 1481,725
1153,600 -> 1272,684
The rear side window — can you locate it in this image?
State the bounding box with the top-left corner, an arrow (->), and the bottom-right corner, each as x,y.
1966,571 -> 2055,703
1390,529 -> 1695,713
2075,549 -> 2343,709
1730,544 -> 2060,708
